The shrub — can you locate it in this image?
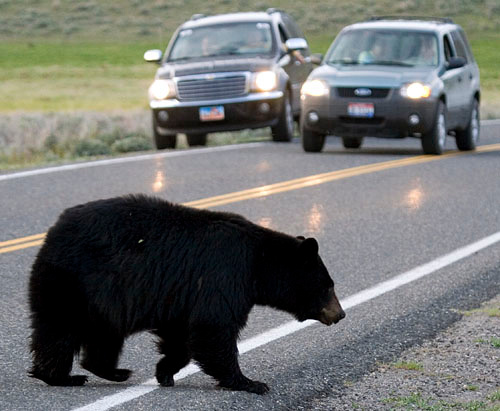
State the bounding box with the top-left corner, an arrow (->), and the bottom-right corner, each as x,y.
73,139 -> 111,157
111,135 -> 152,153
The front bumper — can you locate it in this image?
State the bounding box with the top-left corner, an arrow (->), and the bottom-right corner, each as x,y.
152,91 -> 283,134
301,89 -> 439,138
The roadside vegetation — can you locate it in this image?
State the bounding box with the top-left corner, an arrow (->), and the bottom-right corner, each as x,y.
1,0 -> 500,168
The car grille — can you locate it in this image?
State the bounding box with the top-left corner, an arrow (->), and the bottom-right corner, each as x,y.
336,87 -> 390,98
177,75 -> 247,101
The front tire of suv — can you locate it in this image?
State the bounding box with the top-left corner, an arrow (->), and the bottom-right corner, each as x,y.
421,101 -> 447,155
342,136 -> 363,149
271,90 -> 294,142
302,128 -> 325,152
455,99 -> 479,151
186,133 -> 207,147
152,114 -> 176,149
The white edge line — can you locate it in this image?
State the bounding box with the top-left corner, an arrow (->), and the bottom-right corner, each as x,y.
72,230 -> 500,411
0,142 -> 266,182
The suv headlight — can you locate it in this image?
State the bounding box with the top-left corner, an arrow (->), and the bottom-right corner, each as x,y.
149,79 -> 176,100
251,71 -> 278,92
301,79 -> 329,97
400,82 -> 432,99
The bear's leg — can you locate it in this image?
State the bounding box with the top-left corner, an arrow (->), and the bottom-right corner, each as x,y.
29,262 -> 87,386
154,331 -> 191,387
29,325 -> 87,386
80,329 -> 131,382
190,326 -> 269,395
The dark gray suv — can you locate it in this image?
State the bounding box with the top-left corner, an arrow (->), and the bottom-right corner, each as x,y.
144,9 -> 315,149
300,17 -> 480,154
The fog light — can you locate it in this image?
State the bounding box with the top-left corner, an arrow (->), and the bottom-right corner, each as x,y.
308,111 -> 319,124
409,114 -> 420,126
259,103 -> 270,114
158,110 -> 169,122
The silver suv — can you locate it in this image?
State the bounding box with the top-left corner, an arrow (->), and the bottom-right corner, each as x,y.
144,10 -> 315,149
300,17 -> 480,154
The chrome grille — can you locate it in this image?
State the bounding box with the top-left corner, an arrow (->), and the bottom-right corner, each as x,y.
177,74 -> 247,101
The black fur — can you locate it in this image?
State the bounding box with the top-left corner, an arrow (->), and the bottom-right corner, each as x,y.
28,195 -> 341,394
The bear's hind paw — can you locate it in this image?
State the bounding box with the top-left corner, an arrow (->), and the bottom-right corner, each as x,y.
29,372 -> 88,386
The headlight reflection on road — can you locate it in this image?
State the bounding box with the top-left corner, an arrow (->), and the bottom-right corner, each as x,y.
403,184 -> 424,211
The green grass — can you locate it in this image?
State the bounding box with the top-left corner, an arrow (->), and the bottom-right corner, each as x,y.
391,360 -> 424,371
383,392 -> 499,411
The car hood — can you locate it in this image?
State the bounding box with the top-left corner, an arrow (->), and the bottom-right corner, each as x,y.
311,64 -> 436,88
156,57 -> 275,79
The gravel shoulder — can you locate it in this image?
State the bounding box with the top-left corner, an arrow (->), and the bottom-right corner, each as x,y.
313,293 -> 500,410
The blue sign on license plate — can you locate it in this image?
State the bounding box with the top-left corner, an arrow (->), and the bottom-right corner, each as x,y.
347,103 -> 374,118
200,105 -> 225,121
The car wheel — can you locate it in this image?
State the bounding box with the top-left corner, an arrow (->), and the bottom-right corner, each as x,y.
302,128 -> 325,152
455,99 -> 479,151
271,89 -> 294,142
421,101 -> 447,155
342,136 -> 363,149
186,133 -> 207,147
152,113 -> 176,149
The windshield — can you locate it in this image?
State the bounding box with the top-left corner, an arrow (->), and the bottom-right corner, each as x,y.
168,22 -> 274,61
326,29 -> 439,67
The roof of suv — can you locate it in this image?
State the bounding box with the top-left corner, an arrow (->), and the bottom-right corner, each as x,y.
345,18 -> 458,34
180,12 -> 276,29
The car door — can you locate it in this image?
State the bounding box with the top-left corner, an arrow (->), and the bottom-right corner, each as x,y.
440,33 -> 465,129
450,29 -> 477,127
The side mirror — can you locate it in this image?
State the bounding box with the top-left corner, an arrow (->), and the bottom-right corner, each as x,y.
310,53 -> 323,65
144,49 -> 163,63
285,38 -> 308,52
447,56 -> 466,70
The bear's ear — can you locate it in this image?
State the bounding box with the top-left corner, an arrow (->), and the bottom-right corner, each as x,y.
298,237 -> 319,257
296,235 -> 306,240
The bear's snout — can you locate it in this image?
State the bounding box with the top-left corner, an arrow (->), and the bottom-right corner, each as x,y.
318,289 -> 345,326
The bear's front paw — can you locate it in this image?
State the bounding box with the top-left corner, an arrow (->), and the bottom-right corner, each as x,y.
245,380 -> 270,395
157,374 -> 175,387
219,378 -> 270,395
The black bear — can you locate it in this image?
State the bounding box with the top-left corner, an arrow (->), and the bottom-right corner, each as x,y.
28,195 -> 345,394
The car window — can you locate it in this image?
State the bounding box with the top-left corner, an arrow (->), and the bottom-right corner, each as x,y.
443,34 -> 454,62
168,22 -> 274,61
450,30 -> 469,63
326,29 -> 438,67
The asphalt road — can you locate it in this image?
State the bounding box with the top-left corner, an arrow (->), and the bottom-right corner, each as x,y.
1,125 -> 499,410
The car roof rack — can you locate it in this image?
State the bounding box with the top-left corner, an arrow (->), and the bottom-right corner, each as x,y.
190,14 -> 206,21
368,16 -> 454,24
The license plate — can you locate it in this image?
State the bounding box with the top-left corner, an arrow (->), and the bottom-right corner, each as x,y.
347,103 -> 374,118
199,105 -> 225,121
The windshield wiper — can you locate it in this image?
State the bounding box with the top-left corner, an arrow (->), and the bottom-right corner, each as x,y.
327,59 -> 360,65
365,60 -> 415,67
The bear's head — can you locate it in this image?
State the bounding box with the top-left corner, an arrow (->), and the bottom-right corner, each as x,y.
256,236 -> 345,326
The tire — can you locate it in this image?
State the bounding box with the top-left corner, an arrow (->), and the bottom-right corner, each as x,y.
186,133 -> 207,147
342,136 -> 363,149
302,128 -> 326,152
421,101 -> 447,155
152,114 -> 176,149
455,99 -> 479,151
271,89 -> 294,142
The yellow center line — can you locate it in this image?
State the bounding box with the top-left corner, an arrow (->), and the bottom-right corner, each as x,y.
2,143 -> 500,255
